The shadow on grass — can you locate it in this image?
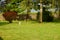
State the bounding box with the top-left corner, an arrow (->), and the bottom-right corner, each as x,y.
52,20 -> 60,23
31,19 -> 60,23
0,21 -> 9,26
0,37 -> 3,40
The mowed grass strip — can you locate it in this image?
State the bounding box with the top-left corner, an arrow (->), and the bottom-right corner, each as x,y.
0,21 -> 60,40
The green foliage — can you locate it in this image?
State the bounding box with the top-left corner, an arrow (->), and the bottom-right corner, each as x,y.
4,0 -> 26,13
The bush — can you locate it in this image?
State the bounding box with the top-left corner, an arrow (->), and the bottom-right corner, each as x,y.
17,14 -> 31,21
3,11 -> 17,23
43,11 -> 53,22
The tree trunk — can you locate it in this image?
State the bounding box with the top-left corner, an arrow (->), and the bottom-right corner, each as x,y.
51,0 -> 54,15
58,0 -> 60,19
26,0 -> 30,21
39,0 -> 43,23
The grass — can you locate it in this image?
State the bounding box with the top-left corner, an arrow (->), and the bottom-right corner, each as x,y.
0,21 -> 60,40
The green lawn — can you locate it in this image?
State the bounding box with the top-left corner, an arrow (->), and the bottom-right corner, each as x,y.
0,21 -> 60,40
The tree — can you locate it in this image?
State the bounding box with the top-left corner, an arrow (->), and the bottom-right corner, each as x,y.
37,0 -> 54,22
37,0 -> 43,23
39,0 -> 43,23
26,0 -> 31,21
57,0 -> 60,19
2,0 -> 26,13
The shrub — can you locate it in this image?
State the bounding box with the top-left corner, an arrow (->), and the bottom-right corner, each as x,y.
18,14 -> 31,21
43,11 -> 53,22
3,11 -> 17,23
